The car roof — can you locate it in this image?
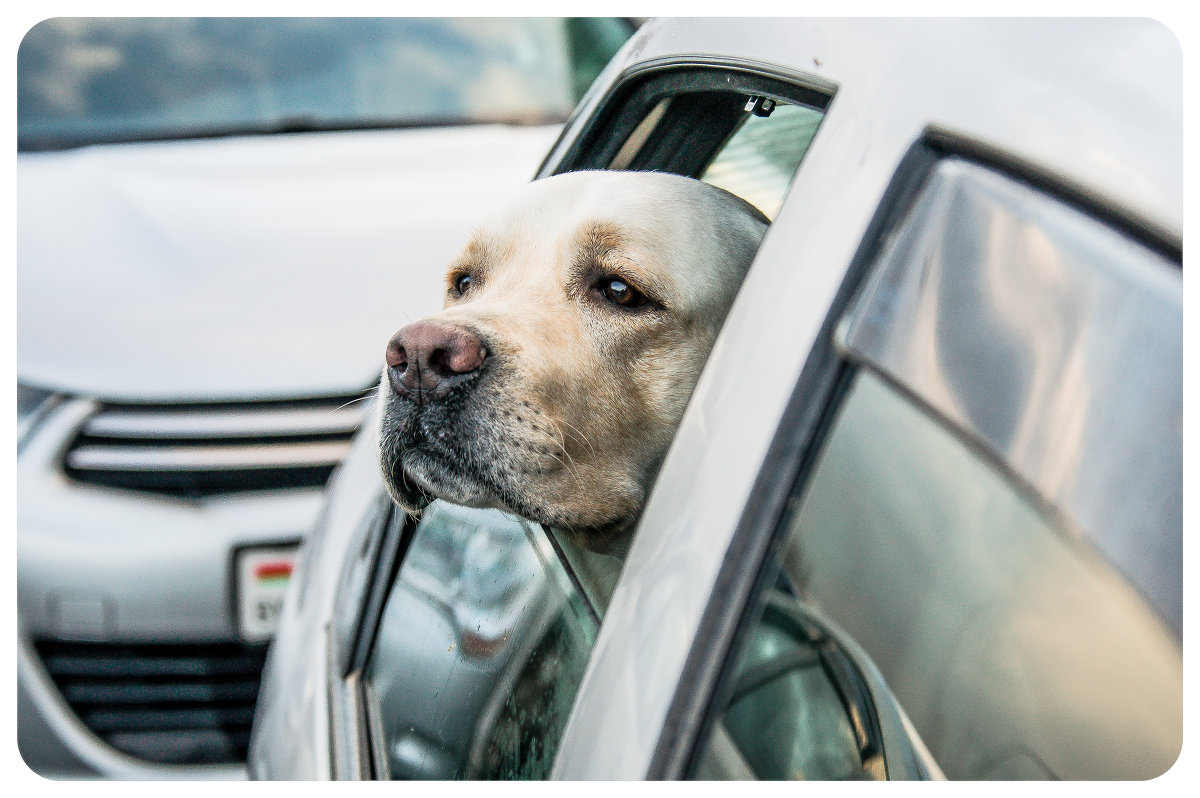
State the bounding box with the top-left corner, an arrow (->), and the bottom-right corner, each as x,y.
547,17 -> 1181,242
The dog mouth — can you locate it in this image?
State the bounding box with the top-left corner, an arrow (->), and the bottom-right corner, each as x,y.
386,440 -> 635,554
377,375 -> 639,553
396,445 -> 500,510
378,404 -> 498,515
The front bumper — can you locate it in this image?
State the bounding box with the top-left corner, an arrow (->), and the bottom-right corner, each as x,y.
17,398 -> 327,777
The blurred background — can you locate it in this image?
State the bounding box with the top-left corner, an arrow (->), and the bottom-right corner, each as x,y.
16,17 -> 636,779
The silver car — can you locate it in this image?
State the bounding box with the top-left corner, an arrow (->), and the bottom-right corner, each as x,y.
250,18 -> 1181,780
16,17 -> 633,778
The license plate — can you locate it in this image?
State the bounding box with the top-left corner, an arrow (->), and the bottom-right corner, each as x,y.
235,545 -> 299,641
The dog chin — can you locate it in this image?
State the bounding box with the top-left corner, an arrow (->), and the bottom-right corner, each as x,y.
393,451 -> 502,513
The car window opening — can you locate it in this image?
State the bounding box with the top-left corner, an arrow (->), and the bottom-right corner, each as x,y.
357,66 -> 830,781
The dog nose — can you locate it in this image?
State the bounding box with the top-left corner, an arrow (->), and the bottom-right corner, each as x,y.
386,320 -> 487,401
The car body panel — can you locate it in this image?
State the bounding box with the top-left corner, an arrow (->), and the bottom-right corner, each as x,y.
543,18 -> 1180,239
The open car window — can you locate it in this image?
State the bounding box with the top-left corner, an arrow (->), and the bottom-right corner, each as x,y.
351,62 -> 831,780
547,66 -> 830,606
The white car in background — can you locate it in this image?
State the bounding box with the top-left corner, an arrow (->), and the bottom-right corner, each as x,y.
16,16 -> 633,778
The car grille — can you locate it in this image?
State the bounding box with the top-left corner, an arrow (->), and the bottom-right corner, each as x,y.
62,393 -> 372,497
35,640 -> 270,765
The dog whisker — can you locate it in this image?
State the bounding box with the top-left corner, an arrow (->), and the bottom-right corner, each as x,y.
554,417 -> 599,458
335,388 -> 380,412
540,416 -> 581,472
544,448 -> 583,485
392,304 -> 414,324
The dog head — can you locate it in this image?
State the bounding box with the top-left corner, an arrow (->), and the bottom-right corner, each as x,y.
378,170 -> 767,552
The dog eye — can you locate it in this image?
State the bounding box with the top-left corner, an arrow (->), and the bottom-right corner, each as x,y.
597,277 -> 648,309
453,274 -> 473,295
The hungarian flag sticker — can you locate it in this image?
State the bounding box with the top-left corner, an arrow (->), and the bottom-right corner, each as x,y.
236,545 -> 299,641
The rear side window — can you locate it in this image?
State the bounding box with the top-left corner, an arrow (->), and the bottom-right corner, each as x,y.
696,370 -> 1180,780
691,156 -> 1182,781
548,66 -> 831,607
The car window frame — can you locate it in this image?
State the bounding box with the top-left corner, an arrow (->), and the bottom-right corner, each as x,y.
528,56 -> 842,626
649,130 -> 1183,779
329,496 -> 407,779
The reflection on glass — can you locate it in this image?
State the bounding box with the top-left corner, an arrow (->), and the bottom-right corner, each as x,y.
701,102 -> 823,219
749,370 -> 1180,780
695,584 -> 898,781
720,609 -> 863,779
18,18 -> 632,149
362,502 -> 598,780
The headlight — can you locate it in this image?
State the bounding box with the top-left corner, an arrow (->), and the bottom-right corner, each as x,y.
17,384 -> 60,447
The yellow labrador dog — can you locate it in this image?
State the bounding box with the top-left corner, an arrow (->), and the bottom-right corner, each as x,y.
378,170 -> 767,553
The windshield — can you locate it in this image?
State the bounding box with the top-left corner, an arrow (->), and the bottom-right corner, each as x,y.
17,17 -> 632,151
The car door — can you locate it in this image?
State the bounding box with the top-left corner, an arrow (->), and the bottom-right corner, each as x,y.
658,151 -> 1182,781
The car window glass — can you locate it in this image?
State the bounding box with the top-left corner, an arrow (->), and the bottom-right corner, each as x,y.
700,101 -> 823,219
18,17 -> 632,150
695,597 -> 873,780
695,369 -> 1182,780
361,501 -> 598,780
604,91 -> 824,222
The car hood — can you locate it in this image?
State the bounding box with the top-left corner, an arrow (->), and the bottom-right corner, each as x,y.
17,124 -> 560,402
